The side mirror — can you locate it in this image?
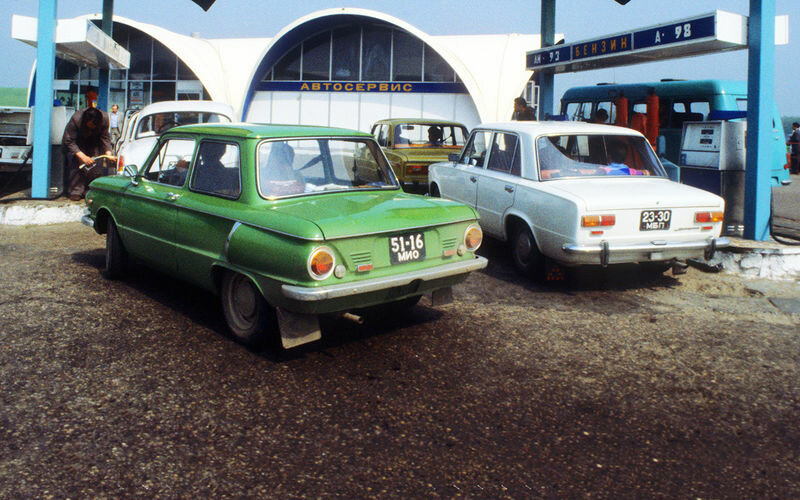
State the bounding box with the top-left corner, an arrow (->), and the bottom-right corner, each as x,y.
124,164 -> 140,184
448,153 -> 460,162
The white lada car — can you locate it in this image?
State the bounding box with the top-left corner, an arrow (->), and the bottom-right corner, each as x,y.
115,100 -> 234,174
428,121 -> 729,278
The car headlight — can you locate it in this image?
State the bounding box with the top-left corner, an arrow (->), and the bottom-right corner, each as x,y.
308,246 -> 335,280
463,223 -> 483,252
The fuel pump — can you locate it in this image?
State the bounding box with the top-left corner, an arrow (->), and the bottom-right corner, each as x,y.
679,120 -> 746,236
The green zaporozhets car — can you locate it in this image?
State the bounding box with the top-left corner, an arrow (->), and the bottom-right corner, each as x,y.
82,123 -> 487,349
370,118 -> 469,192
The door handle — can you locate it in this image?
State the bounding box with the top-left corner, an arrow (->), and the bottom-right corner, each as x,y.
504,185 -> 514,193
469,176 -> 477,183
166,192 -> 181,201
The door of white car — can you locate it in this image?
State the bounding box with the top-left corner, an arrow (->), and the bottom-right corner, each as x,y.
438,130 -> 492,207
475,132 -> 520,237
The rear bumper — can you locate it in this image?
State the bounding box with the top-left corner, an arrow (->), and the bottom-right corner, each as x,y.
282,255 -> 488,302
562,237 -> 729,266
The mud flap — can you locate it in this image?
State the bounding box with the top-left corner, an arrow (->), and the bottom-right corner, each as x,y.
276,307 -> 321,349
431,287 -> 453,306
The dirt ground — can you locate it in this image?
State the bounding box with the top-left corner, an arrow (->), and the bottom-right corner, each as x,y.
1,223 -> 799,498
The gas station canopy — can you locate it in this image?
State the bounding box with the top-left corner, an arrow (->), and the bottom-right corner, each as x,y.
526,10 -> 787,74
11,15 -> 130,70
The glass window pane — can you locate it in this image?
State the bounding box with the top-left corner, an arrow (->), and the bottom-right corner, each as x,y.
362,26 -> 391,81
273,45 -> 301,80
461,131 -> 491,167
177,59 -> 196,80
192,141 -> 241,197
487,133 -> 519,173
392,31 -> 422,81
143,138 -> 195,185
152,81 -> 175,102
302,32 -> 330,80
55,59 -> 80,80
332,27 -> 360,81
152,40 -> 176,80
424,45 -> 452,82
128,32 -> 151,80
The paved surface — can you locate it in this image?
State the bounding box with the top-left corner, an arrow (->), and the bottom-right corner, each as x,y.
1,223 -> 799,498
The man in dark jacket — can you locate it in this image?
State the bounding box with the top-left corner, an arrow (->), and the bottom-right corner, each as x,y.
513,97 -> 536,121
62,106 -> 114,200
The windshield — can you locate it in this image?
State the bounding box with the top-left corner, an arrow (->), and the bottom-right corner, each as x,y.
393,123 -> 468,149
136,111 -> 231,138
257,138 -> 398,199
536,134 -> 665,180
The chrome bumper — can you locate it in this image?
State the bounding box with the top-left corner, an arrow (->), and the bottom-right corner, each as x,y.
81,214 -> 95,228
562,237 -> 730,266
282,256 -> 488,302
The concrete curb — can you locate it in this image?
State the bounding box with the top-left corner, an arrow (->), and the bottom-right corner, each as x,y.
0,202 -> 85,225
709,237 -> 800,281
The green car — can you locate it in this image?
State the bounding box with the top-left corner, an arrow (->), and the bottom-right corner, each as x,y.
82,123 -> 487,349
370,118 -> 469,192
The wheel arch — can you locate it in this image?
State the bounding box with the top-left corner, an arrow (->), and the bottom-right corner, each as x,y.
504,212 -> 538,247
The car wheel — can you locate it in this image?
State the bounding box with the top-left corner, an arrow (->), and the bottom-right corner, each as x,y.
511,224 -> 545,279
104,218 -> 127,279
430,184 -> 441,197
221,272 -> 273,349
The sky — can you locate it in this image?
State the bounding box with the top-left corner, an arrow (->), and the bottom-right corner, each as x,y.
2,0 -> 799,114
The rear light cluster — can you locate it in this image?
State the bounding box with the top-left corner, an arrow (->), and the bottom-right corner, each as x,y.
694,211 -> 724,223
406,164 -> 429,175
116,155 -> 125,174
581,215 -> 616,227
307,246 -> 335,281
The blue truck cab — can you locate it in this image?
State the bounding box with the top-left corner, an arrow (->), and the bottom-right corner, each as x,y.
560,80 -> 791,186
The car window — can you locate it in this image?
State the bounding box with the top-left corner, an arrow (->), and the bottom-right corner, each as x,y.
392,123 -> 467,148
190,141 -> 241,198
487,132 -> 520,175
537,134 -> 664,180
565,101 -> 592,121
257,138 -> 397,199
136,111 -> 231,139
597,101 -> 615,124
376,125 -> 388,147
143,138 -> 196,186
460,131 -> 492,167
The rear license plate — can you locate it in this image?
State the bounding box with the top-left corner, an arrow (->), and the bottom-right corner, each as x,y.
389,232 -> 426,264
640,210 -> 671,231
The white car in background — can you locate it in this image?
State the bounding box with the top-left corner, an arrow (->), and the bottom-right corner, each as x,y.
428,121 -> 729,279
115,100 -> 234,173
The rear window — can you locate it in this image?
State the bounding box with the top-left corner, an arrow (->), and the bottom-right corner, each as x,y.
536,134 -> 664,180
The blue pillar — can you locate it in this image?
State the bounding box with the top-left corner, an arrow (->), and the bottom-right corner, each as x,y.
97,0 -> 114,111
31,0 -> 57,199
743,0 -> 775,241
538,0 -> 556,119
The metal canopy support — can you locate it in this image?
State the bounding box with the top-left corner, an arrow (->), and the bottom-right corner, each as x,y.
539,0 -> 555,118
98,0 -> 114,111
743,0 -> 775,241
31,0 -> 57,199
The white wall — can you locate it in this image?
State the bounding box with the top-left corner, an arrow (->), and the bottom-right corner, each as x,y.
246,91 -> 481,131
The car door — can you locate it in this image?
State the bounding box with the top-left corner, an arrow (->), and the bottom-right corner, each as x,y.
437,130 -> 491,207
173,140 -> 243,286
117,136 -> 196,274
475,132 -> 520,237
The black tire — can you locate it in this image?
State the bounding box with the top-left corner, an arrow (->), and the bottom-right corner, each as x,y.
104,218 -> 127,279
220,271 -> 273,349
511,223 -> 545,280
429,183 -> 441,197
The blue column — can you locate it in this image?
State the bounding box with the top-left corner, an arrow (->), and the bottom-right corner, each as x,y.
97,0 -> 114,111
31,0 -> 58,199
743,0 -> 775,241
538,0 -> 556,119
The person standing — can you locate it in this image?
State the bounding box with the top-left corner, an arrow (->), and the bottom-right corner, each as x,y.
788,122 -> 800,175
513,97 -> 536,121
109,104 -> 121,144
62,106 -> 114,201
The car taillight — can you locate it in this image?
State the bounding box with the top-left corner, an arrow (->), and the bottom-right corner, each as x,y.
582,215 -> 615,227
695,211 -> 724,223
117,155 -> 125,174
464,224 -> 483,251
308,247 -> 335,280
406,164 -> 428,175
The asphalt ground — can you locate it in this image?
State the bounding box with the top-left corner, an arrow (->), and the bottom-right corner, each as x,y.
1,222 -> 798,498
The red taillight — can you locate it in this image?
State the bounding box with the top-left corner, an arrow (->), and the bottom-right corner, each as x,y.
582,215 -> 615,227
406,164 -> 428,175
695,211 -> 724,223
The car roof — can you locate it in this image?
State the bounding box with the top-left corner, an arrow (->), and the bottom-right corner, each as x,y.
475,121 -> 646,137
163,122 -> 375,140
374,118 -> 467,126
135,100 -> 235,117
